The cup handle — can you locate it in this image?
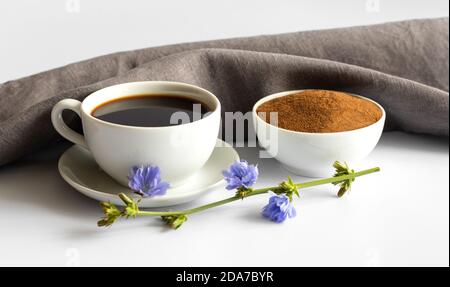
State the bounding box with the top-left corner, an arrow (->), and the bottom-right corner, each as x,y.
51,99 -> 88,149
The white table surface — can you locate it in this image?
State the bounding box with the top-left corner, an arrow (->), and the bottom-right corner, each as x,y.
0,0 -> 449,267
0,132 -> 448,267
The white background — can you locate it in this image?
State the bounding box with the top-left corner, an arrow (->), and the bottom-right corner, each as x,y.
0,0 -> 449,82
0,0 -> 449,267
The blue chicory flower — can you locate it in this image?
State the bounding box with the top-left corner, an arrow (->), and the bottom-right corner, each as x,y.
128,165 -> 170,197
222,160 -> 259,190
262,192 -> 296,223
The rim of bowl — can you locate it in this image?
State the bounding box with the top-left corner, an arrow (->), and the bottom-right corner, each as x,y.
252,89 -> 386,136
81,81 -> 220,130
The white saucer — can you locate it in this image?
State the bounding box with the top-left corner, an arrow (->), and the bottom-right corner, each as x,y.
58,139 -> 239,207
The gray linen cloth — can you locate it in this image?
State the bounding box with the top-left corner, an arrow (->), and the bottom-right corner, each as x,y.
0,18 -> 448,166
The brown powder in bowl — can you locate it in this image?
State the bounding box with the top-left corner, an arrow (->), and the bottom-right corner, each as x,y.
256,90 -> 382,133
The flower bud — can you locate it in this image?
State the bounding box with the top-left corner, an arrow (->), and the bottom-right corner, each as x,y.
100,202 -> 121,218
161,214 -> 188,229
279,176 -> 299,201
332,161 -> 355,198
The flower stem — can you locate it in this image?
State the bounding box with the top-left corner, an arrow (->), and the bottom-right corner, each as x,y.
297,167 -> 380,189
138,197 -> 238,216
136,166 -> 380,217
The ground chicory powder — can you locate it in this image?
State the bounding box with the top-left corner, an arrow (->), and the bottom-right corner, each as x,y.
256,90 -> 382,133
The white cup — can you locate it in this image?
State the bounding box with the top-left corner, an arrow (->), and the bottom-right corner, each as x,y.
52,81 -> 221,187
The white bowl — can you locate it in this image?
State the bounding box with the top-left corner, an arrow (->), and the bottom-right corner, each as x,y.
252,90 -> 386,177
